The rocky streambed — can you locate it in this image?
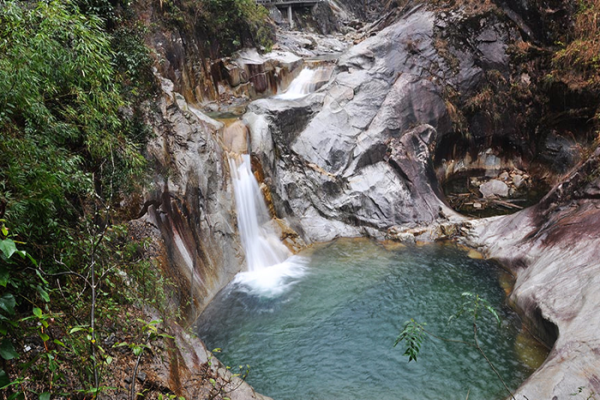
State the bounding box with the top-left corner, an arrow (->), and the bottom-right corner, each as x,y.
133,0 -> 600,398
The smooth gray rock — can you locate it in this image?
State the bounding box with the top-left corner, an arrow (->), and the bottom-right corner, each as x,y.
463,147 -> 600,399
246,6 -> 496,243
479,179 -> 510,197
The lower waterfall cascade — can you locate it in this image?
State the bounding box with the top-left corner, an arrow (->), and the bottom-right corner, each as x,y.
228,154 -> 308,296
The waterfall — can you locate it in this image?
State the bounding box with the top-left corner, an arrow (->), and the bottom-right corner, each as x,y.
276,66 -> 332,100
228,154 -> 308,297
228,154 -> 290,271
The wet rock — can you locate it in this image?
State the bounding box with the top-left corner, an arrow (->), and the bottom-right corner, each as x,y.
479,179 -> 509,197
223,121 -> 249,153
137,74 -> 244,317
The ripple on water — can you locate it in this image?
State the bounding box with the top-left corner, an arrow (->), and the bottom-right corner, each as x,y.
196,239 -> 544,400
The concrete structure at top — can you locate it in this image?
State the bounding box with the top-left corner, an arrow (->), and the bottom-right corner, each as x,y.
256,0 -> 324,28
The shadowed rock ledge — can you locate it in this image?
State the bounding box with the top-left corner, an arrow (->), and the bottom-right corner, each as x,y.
463,147 -> 600,399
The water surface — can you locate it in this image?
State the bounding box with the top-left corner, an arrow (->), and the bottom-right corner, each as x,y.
197,239 -> 541,400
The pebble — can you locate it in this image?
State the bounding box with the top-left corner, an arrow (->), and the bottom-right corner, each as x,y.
137,372 -> 147,383
513,175 -> 525,188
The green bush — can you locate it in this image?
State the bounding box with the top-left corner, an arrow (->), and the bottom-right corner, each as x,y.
0,0 -> 147,244
0,1 -> 157,396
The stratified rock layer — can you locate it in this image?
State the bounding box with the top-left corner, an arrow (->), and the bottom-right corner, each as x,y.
134,76 -> 244,317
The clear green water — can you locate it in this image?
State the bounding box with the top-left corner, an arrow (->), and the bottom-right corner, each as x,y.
196,239 -> 537,400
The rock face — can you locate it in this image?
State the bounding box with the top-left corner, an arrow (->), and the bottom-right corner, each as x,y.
145,1 -> 305,108
245,4 -> 519,243
134,1 -> 600,397
135,75 -> 244,317
464,147 -> 600,399
223,120 -> 249,153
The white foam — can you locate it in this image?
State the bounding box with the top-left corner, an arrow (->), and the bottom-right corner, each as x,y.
229,154 -> 291,272
275,67 -> 330,100
232,256 -> 309,297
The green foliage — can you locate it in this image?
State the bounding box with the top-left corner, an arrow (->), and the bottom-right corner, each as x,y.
111,23 -> 156,97
395,292 -> 515,399
0,223 -> 49,398
450,292 -> 501,327
0,0 -> 147,244
0,1 -> 158,397
394,319 -> 426,362
552,0 -> 600,87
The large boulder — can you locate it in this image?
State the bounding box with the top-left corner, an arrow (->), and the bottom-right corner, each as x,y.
245,4 -> 517,242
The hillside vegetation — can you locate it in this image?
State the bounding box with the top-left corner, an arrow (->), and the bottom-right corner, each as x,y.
0,0 -> 277,396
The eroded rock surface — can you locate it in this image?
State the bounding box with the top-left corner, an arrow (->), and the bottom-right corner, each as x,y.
135,76 -> 244,317
135,1 -> 600,397
464,147 -> 600,399
245,4 -> 518,243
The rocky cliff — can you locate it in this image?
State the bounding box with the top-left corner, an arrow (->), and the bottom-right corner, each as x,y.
134,0 -> 600,397
241,0 -> 600,397
244,3 -> 528,242
464,146 -> 600,398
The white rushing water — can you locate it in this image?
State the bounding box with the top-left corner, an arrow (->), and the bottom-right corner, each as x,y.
228,154 -> 307,296
275,67 -> 331,100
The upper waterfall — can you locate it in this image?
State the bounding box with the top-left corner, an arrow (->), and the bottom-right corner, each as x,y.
275,66 -> 333,100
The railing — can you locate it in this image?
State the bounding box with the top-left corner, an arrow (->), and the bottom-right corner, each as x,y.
256,0 -> 324,28
256,0 -> 324,4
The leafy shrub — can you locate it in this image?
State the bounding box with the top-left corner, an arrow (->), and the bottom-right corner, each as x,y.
0,0 -> 147,243
0,1 -> 158,396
